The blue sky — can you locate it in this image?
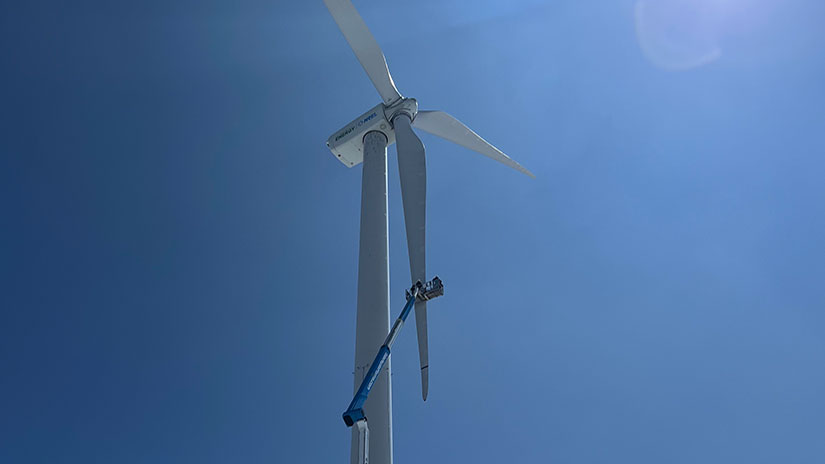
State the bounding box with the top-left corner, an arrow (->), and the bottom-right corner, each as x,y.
2,0 -> 824,462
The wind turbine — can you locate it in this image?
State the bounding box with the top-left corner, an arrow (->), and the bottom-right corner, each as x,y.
322,1 -> 534,463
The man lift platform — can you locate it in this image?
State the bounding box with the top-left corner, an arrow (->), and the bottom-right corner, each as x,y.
343,277 -> 444,464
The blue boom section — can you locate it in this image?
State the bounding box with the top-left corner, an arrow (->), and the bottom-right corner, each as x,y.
342,277 -> 443,427
343,289 -> 418,427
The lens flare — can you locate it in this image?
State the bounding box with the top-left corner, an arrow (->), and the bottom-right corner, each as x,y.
635,0 -> 723,71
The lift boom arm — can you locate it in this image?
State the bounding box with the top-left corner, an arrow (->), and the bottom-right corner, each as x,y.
343,277 -> 443,427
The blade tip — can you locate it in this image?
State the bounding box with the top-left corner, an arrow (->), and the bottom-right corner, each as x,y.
516,164 -> 536,178
421,365 -> 429,401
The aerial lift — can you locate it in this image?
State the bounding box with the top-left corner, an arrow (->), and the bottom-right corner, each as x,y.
343,277 -> 444,464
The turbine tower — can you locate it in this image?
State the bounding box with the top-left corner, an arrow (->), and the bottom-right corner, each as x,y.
322,1 -> 534,463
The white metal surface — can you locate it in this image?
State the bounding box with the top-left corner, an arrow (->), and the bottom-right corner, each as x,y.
327,99 -> 419,168
355,420 -> 369,464
412,110 -> 535,178
328,103 -> 395,168
323,0 -> 402,106
352,131 -> 392,464
393,114 -> 430,401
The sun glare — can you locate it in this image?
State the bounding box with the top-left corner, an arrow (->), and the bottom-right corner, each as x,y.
635,0 -> 725,71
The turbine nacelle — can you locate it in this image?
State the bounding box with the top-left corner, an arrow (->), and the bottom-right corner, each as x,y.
326,98 -> 419,167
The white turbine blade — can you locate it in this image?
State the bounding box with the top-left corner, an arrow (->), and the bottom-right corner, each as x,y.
413,110 -> 535,178
394,114 -> 430,401
323,0 -> 403,105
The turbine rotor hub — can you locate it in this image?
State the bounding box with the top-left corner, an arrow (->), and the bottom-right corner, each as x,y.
385,98 -> 418,125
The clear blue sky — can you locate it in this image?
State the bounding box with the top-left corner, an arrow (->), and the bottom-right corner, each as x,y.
2,0 -> 824,462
